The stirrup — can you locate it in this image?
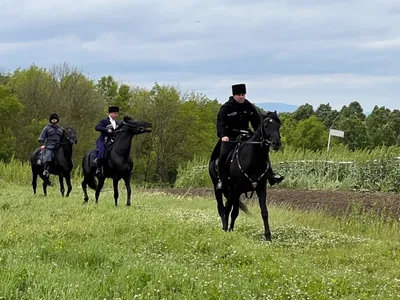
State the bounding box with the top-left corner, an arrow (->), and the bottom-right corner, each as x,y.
43,170 -> 49,176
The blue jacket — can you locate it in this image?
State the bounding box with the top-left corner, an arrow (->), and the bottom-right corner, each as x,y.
95,117 -> 120,144
38,123 -> 64,146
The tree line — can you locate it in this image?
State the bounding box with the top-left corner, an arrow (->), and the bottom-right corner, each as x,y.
1,63 -> 399,184
280,102 -> 400,151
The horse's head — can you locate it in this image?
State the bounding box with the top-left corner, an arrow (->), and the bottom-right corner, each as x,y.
63,127 -> 78,144
260,110 -> 282,151
121,115 -> 152,135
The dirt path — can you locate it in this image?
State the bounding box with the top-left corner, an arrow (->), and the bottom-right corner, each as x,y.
144,187 -> 400,219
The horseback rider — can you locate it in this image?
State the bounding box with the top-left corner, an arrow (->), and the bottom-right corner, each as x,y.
93,106 -> 121,176
38,113 -> 64,177
215,83 -> 284,190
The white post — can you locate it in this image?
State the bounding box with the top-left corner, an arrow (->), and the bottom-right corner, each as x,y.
327,133 -> 331,152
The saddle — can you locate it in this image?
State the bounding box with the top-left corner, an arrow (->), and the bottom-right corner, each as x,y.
213,133 -> 253,174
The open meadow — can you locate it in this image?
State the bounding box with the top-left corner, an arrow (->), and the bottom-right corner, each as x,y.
1,179 -> 400,299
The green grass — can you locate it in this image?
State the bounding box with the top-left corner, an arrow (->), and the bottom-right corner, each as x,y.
1,180 -> 400,299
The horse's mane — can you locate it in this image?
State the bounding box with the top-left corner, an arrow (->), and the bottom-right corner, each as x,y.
123,115 -> 133,123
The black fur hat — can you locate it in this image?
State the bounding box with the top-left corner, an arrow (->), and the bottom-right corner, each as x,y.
49,113 -> 59,122
108,106 -> 120,113
232,84 -> 246,95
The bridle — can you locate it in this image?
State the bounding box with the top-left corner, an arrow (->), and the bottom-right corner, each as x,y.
118,120 -> 150,133
58,128 -> 77,145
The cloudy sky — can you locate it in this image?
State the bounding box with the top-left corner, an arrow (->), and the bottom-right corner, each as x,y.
1,0 -> 399,111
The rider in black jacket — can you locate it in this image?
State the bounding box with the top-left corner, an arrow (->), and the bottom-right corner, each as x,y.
215,83 -> 284,190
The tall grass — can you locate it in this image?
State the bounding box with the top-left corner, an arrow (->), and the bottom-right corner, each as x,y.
0,157 -> 83,185
174,155 -> 212,188
0,158 -> 171,191
272,144 -> 400,162
3,145 -> 400,192
175,145 -> 400,192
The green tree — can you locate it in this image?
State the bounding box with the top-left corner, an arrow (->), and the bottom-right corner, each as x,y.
0,85 -> 24,161
389,109 -> 400,144
335,101 -> 368,150
293,103 -> 314,122
291,115 -> 327,151
336,117 -> 369,150
50,63 -> 106,160
339,101 -> 366,120
366,106 -> 394,147
0,72 -> 10,85
97,75 -> 118,104
315,103 -> 339,129
279,113 -> 297,147
112,84 -> 131,114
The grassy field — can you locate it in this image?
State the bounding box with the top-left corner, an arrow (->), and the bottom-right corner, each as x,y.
1,180 -> 400,299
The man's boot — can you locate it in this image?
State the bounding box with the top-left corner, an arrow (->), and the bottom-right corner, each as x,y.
95,159 -> 104,176
43,162 -> 50,177
216,178 -> 223,190
267,170 -> 284,186
216,162 -> 224,190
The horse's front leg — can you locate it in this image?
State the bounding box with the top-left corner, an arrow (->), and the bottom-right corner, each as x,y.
256,184 -> 271,241
65,174 -> 72,197
113,177 -> 120,207
123,175 -> 132,206
59,175 -> 65,197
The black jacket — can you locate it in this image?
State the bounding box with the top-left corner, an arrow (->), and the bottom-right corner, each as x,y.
217,96 -> 261,138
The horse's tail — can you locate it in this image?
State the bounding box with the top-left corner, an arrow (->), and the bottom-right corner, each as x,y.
239,199 -> 251,215
85,173 -> 97,190
82,151 -> 97,190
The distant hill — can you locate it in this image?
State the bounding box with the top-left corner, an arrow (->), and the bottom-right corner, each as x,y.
254,102 -> 298,113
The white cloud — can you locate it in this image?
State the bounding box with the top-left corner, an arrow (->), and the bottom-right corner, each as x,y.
360,37 -> 400,50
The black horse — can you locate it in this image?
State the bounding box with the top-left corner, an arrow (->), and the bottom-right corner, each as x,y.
209,111 -> 282,241
81,116 -> 152,206
31,127 -> 78,197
